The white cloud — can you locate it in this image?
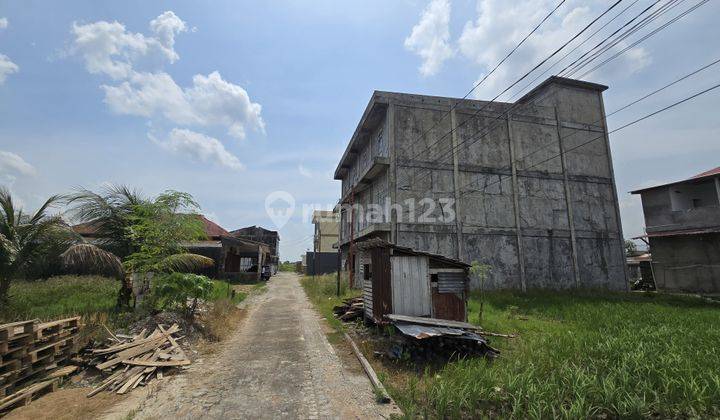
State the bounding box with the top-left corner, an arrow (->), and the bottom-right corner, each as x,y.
71,13 -> 264,141
0,151 -> 36,176
103,70 -> 264,140
0,18 -> 18,84
404,0 -> 454,77
458,0 -> 652,98
151,128 -> 244,171
149,11 -> 187,61
298,164 -> 313,178
0,54 -> 19,84
102,71 -> 195,123
70,11 -> 186,79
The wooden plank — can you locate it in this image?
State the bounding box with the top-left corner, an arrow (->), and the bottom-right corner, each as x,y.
87,371 -> 124,397
93,325 -> 178,355
0,378 -> 57,411
157,324 -> 187,361
386,314 -> 481,330
123,359 -> 192,367
95,338 -> 166,370
343,333 -> 390,404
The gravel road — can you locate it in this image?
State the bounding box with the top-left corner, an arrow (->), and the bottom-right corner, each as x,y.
104,272 -> 399,419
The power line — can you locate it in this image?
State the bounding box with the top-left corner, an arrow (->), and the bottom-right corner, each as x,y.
558,0 -> 675,77
576,0 -> 709,79
402,0 -> 705,193
395,0 -> 569,170
397,0 -> 624,185
506,56 -> 720,170
458,81 -> 720,195
506,0 -> 644,102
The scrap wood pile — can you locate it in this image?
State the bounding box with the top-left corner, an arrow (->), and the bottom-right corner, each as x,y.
381,314 -> 514,363
0,317 -> 80,414
333,297 -> 363,321
86,323 -> 190,397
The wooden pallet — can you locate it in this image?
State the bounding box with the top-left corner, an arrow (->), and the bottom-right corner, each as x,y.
0,379 -> 58,413
0,321 -> 36,342
0,317 -> 81,415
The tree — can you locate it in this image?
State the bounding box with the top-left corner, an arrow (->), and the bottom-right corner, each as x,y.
122,190 -> 209,274
65,185 -> 145,258
470,261 -> 492,322
625,240 -> 638,255
0,188 -> 68,302
66,186 -> 213,307
152,272 -> 214,317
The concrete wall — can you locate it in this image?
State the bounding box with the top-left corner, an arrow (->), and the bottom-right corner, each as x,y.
650,234 -> 720,293
337,78 -> 627,291
640,182 -> 720,233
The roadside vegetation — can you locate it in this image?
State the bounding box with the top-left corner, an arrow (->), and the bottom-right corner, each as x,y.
0,275 -> 117,321
279,261 -> 298,272
0,184 -> 249,343
303,277 -> 720,418
300,273 -> 357,333
391,291 -> 720,419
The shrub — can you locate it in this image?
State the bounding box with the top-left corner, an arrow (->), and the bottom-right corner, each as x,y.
152,272 -> 214,317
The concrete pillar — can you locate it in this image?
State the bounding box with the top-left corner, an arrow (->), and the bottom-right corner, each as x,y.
506,115 -> 527,292
388,103 -> 397,243
555,107 -> 581,289
597,93 -> 630,291
715,178 -> 720,204
451,108 -> 464,261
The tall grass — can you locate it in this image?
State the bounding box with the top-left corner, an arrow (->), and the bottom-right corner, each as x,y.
300,273 -> 358,332
0,276 -> 119,322
394,291 -> 720,419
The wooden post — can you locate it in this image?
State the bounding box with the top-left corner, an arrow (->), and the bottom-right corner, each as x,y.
257,245 -> 262,282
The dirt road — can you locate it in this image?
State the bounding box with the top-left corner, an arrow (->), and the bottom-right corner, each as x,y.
105,272 -> 398,419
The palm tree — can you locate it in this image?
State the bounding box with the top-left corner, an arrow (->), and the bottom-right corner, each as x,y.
65,185 -> 215,307
0,188 -> 67,302
65,185 -> 145,258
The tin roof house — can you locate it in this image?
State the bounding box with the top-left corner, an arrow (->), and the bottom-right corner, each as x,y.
355,238 -> 470,323
630,166 -> 720,293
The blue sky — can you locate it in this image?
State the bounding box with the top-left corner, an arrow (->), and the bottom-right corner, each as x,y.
1,0 -> 719,260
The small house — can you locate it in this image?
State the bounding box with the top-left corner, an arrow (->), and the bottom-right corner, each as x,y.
355,238 -> 470,323
630,166 -> 720,293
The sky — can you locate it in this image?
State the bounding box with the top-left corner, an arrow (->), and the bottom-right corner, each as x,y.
0,0 -> 719,261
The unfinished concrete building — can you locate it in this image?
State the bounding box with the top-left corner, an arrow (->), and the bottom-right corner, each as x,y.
631,166 -> 720,293
334,76 -> 627,291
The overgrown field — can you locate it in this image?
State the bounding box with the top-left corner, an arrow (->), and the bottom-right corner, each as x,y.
302,278 -> 720,418
390,291 -> 720,419
0,276 -> 118,322
0,276 -> 246,323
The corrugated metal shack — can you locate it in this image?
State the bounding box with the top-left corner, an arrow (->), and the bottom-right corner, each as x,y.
355,238 -> 470,323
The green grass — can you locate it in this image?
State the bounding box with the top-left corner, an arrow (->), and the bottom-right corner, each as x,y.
390,290 -> 720,419
209,279 -> 247,304
300,273 -> 359,334
0,276 -> 119,322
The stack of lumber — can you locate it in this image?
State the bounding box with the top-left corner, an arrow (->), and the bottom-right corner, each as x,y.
0,317 -> 80,413
333,297 -> 363,321
87,324 -> 190,397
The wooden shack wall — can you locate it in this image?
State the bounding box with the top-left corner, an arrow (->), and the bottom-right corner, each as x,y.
367,247 -> 392,321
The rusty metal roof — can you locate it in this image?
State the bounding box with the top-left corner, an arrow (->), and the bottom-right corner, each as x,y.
196,215 -> 230,239
633,226 -> 720,239
355,238 -> 470,267
630,166 -> 720,194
